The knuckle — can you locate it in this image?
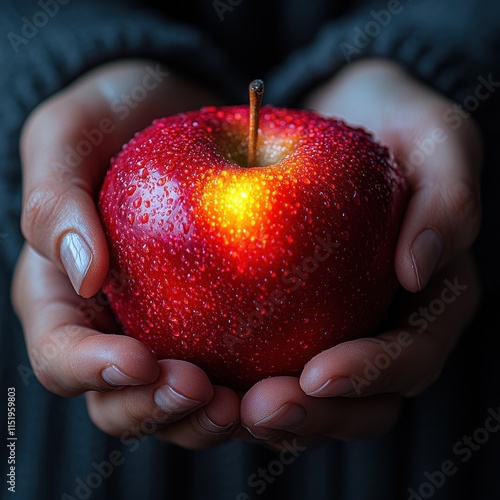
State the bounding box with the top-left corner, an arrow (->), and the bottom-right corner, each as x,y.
28,354 -> 52,391
29,329 -> 86,398
435,180 -> 481,245
86,401 -> 122,437
21,184 -> 66,243
123,397 -> 155,427
28,345 -> 71,397
448,181 -> 481,229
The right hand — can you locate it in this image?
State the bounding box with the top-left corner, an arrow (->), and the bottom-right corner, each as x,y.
13,60 -> 240,449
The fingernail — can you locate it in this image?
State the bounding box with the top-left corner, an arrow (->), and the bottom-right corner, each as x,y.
242,425 -> 275,440
410,228 -> 442,291
198,409 -> 236,434
60,232 -> 92,294
307,377 -> 355,397
154,385 -> 202,414
101,365 -> 146,387
255,403 -> 307,430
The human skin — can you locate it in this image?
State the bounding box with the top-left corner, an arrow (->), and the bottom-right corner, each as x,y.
13,59 -> 482,448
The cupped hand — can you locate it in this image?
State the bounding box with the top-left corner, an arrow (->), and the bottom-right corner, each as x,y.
240,60 -> 482,446
14,60 -> 240,449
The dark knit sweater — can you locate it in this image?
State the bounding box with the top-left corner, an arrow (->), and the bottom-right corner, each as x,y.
1,1 -> 500,499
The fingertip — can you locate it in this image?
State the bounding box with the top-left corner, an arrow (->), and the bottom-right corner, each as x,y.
395,218 -> 444,292
60,231 -> 93,296
159,359 -> 215,404
299,361 -> 325,396
78,334 -> 160,389
241,377 -> 300,421
395,169 -> 480,294
199,385 -> 240,431
100,364 -> 154,387
77,244 -> 109,299
59,212 -> 110,299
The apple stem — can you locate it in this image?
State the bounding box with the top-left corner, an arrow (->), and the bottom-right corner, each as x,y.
248,79 -> 264,167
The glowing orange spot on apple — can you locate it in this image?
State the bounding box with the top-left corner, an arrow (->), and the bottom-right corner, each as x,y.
201,171 -> 274,245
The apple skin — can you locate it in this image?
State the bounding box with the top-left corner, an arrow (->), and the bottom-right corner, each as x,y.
98,105 -> 407,389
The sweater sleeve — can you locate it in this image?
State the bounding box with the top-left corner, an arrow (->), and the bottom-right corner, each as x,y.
0,0 -> 238,270
265,0 -> 500,107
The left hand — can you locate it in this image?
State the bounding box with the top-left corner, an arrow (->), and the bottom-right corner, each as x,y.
239,60 -> 481,447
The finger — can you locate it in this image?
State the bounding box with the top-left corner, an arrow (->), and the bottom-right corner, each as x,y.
154,385 -> 240,449
241,377 -> 402,441
305,59 -> 482,292
86,360 -> 214,438
12,245 -> 160,397
20,61 -> 221,297
300,252 -> 479,399
394,118 -> 482,291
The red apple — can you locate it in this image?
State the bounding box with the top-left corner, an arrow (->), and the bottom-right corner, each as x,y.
98,95 -> 407,389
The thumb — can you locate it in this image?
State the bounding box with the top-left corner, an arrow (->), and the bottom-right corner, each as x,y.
21,60 -> 221,297
395,121 -> 482,292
